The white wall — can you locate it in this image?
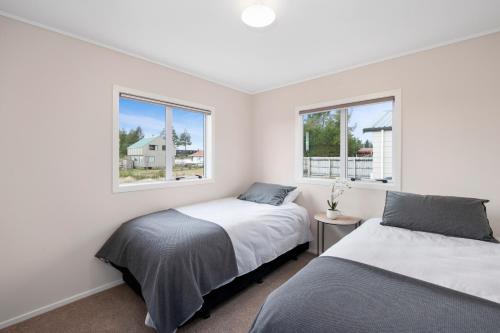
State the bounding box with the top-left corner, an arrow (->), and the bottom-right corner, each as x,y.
252,31 -> 500,251
372,130 -> 392,179
0,16 -> 253,325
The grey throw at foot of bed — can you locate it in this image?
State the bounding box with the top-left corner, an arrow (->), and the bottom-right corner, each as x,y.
250,256 -> 500,333
95,209 -> 238,333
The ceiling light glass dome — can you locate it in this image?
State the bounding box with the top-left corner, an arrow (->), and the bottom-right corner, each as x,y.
241,4 -> 276,28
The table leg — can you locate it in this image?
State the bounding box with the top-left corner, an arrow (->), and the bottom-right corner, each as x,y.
322,222 -> 325,253
316,221 -> 320,256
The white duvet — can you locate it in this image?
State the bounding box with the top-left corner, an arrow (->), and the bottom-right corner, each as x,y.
178,197 -> 312,276
322,218 -> 500,304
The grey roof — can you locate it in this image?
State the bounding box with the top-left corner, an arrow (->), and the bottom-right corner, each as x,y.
127,136 -> 158,149
363,111 -> 392,133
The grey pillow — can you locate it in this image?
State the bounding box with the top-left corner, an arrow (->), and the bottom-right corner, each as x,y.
238,182 -> 297,206
381,191 -> 497,242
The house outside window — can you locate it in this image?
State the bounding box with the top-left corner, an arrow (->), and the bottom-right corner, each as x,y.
296,90 -> 401,190
113,86 -> 214,192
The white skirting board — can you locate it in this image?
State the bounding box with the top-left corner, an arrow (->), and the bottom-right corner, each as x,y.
0,279 -> 123,330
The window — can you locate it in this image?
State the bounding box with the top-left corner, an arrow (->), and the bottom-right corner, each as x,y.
113,86 -> 213,192
297,91 -> 400,189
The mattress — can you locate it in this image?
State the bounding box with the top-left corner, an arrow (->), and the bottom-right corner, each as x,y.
250,218 -> 500,333
177,197 -> 312,276
144,197 -> 312,329
322,218 -> 500,303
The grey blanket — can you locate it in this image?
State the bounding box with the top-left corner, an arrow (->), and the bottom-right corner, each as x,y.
250,256 -> 500,333
95,209 -> 238,333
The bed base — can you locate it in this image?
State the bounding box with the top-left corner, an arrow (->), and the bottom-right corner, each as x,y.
112,242 -> 309,322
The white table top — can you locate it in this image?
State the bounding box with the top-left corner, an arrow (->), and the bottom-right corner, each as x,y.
314,213 -> 362,225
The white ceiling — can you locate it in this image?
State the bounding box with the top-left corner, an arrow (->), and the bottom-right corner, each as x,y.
1,0 -> 500,93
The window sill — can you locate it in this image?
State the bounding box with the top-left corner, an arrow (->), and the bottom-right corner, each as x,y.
113,177 -> 214,193
296,177 -> 400,191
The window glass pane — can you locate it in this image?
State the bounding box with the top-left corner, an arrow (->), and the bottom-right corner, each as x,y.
172,108 -> 205,179
118,97 -> 166,184
302,110 -> 341,179
347,101 -> 393,182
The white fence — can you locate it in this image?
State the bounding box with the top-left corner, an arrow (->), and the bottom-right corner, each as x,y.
120,158 -> 203,170
303,157 -> 373,179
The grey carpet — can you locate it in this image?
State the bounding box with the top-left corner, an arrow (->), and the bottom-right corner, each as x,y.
2,253 -> 314,333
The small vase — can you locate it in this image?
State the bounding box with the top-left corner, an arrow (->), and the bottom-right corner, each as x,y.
326,209 -> 340,219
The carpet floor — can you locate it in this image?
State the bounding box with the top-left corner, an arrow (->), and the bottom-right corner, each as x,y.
2,252 -> 314,333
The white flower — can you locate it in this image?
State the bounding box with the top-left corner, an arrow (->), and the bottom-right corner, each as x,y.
329,179 -> 351,205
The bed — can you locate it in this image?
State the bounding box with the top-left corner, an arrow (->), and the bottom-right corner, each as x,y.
250,217 -> 500,333
96,195 -> 311,333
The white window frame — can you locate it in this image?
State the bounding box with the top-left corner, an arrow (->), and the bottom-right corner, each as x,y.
295,89 -> 401,190
112,85 -> 214,193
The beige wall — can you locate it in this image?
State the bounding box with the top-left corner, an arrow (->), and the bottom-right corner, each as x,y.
0,16 -> 253,324
2,13 -> 500,327
252,31 -> 500,250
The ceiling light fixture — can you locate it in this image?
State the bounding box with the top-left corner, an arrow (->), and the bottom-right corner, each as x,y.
241,4 -> 276,28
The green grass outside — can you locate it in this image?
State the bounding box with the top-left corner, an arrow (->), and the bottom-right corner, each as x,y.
119,166 -> 204,184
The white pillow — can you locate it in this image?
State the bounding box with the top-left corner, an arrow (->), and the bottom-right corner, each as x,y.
282,189 -> 300,204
